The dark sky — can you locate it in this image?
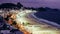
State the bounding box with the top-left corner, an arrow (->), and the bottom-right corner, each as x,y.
0,0 -> 60,9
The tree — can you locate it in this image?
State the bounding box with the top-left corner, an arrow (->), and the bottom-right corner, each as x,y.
17,2 -> 23,9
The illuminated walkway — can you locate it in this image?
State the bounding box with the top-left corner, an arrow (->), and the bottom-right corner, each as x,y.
14,9 -> 60,34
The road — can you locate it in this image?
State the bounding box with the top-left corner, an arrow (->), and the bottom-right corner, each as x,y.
15,10 -> 60,34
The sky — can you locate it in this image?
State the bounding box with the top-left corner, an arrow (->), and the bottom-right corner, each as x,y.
0,0 -> 60,9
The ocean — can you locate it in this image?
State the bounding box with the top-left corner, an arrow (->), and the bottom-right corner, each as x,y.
34,10 -> 60,25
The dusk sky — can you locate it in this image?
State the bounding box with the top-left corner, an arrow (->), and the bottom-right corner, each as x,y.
0,0 -> 60,9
